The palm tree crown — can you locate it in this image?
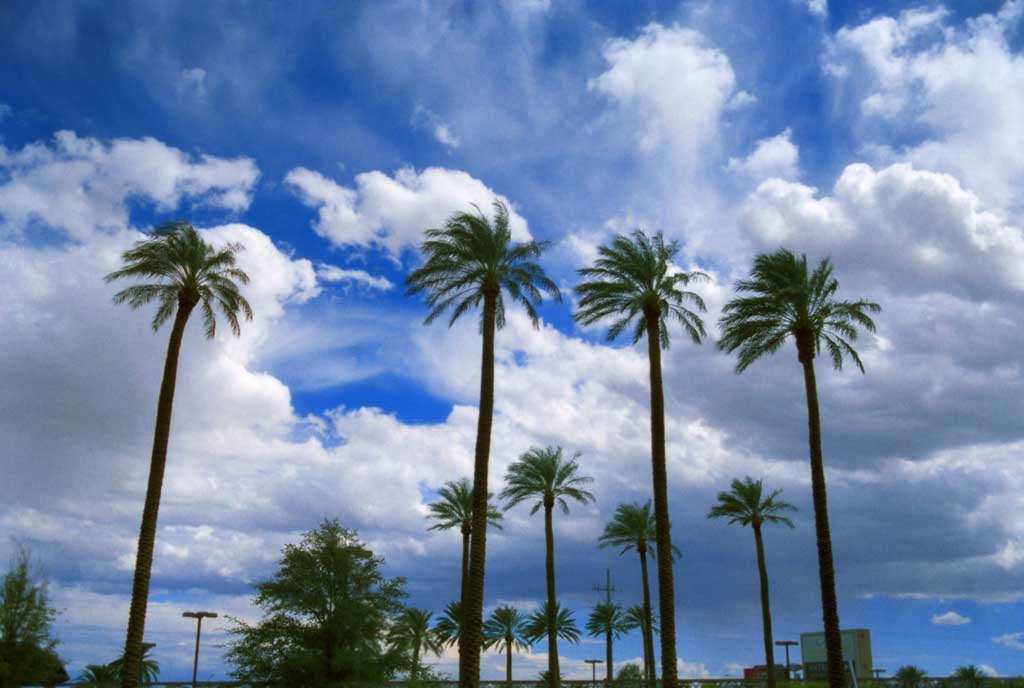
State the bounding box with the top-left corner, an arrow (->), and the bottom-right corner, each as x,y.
585,602 -> 629,639
622,605 -> 657,634
405,200 -> 561,330
426,478 -> 504,532
574,229 -> 706,348
105,221 -> 253,338
433,601 -> 463,649
522,602 -> 580,645
717,248 -> 879,372
76,664 -> 119,686
483,606 -> 530,654
388,608 -> 442,678
598,501 -> 680,559
501,447 -> 595,514
708,477 -> 797,529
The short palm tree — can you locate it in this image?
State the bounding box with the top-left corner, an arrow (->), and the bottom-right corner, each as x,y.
501,446 -> 595,688
598,501 -> 678,688
76,664 -> 118,686
108,643 -> 160,685
586,602 -> 629,684
389,608 -> 443,682
105,222 -> 252,688
433,600 -> 464,649
483,605 -> 530,684
426,478 -> 503,607
719,249 -> 879,688
575,230 -> 707,688
707,477 -> 796,688
895,666 -> 927,688
954,665 -> 986,688
407,201 -> 560,688
522,602 -> 581,646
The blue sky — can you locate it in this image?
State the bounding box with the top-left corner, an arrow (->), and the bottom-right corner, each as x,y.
3,0 -> 1024,681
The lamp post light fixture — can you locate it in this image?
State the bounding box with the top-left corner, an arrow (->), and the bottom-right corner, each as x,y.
776,640 -> 798,681
584,659 -> 603,687
182,611 -> 218,688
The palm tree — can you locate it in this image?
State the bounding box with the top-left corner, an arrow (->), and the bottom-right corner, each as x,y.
598,501 -> 678,688
954,665 -> 986,688
434,600 -> 463,649
586,602 -> 629,684
108,643 -> 160,685
621,604 -> 658,683
389,608 -> 443,682
76,664 -> 118,686
575,230 -> 707,688
522,602 -> 581,646
719,249 -> 879,688
707,477 -> 797,688
426,478 -> 503,607
895,666 -> 927,688
406,201 -> 560,688
483,605 -> 530,684
105,222 -> 252,688
501,446 -> 595,688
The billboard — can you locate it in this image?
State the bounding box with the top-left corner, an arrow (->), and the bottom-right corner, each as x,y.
800,629 -> 873,681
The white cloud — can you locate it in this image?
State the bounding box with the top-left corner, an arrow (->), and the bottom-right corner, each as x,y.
589,23 -> 739,171
979,665 -> 998,677
316,263 -> 393,291
727,129 -> 800,180
0,103 -> 11,121
285,165 -> 531,258
931,610 -> 970,626
826,2 -> 1024,207
804,0 -> 827,17
178,66 -> 208,101
0,131 -> 259,239
994,631 -> 1024,649
411,104 -> 460,150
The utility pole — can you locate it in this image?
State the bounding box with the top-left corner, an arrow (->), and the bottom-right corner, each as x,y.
593,569 -> 620,604
873,669 -> 887,684
585,659 -> 604,687
182,611 -> 218,688
775,640 -> 798,681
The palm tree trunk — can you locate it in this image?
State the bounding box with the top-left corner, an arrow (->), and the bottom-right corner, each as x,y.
645,314 -> 678,688
120,300 -> 194,688
753,522 -> 776,688
506,639 -> 513,684
638,549 -> 656,688
605,628 -> 613,684
800,354 -> 845,688
461,526 -> 471,609
459,291 -> 498,688
412,643 -> 421,683
544,501 -> 561,688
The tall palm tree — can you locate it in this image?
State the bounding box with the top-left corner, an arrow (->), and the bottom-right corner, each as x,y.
483,605 -> 530,684
522,602 -> 581,646
621,603 -> 658,683
426,478 -> 503,607
433,600 -> 463,649
407,201 -> 560,688
105,222 -> 252,688
501,447 -> 595,688
719,249 -> 879,688
389,608 -> 443,682
575,230 -> 707,688
76,664 -> 118,687
586,603 -> 629,684
598,501 -> 679,688
707,477 -> 797,688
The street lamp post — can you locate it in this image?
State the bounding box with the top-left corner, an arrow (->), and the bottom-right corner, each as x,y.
776,640 -> 798,681
182,611 -> 218,688
585,659 -> 603,687
872,669 -> 887,685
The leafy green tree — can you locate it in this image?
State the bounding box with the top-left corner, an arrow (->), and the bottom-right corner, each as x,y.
483,605 -> 530,684
586,603 -> 629,684
0,547 -> 64,688
617,664 -> 644,683
76,663 -> 119,686
388,608 -> 442,682
433,601 -> 463,649
426,478 -> 503,607
719,249 -> 879,688
598,501 -> 678,687
708,477 -> 796,688
895,666 -> 927,688
575,230 -> 707,688
108,644 -> 159,685
522,602 -> 580,646
105,221 -> 253,688
954,665 -> 986,688
406,201 -> 560,688
501,446 -> 594,688
226,520 -> 407,687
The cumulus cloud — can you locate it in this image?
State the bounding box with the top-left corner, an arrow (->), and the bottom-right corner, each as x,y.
994,632 -> 1024,649
0,131 -> 258,239
727,129 -> 800,181
285,165 -> 531,259
316,263 -> 393,291
932,610 -> 970,626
